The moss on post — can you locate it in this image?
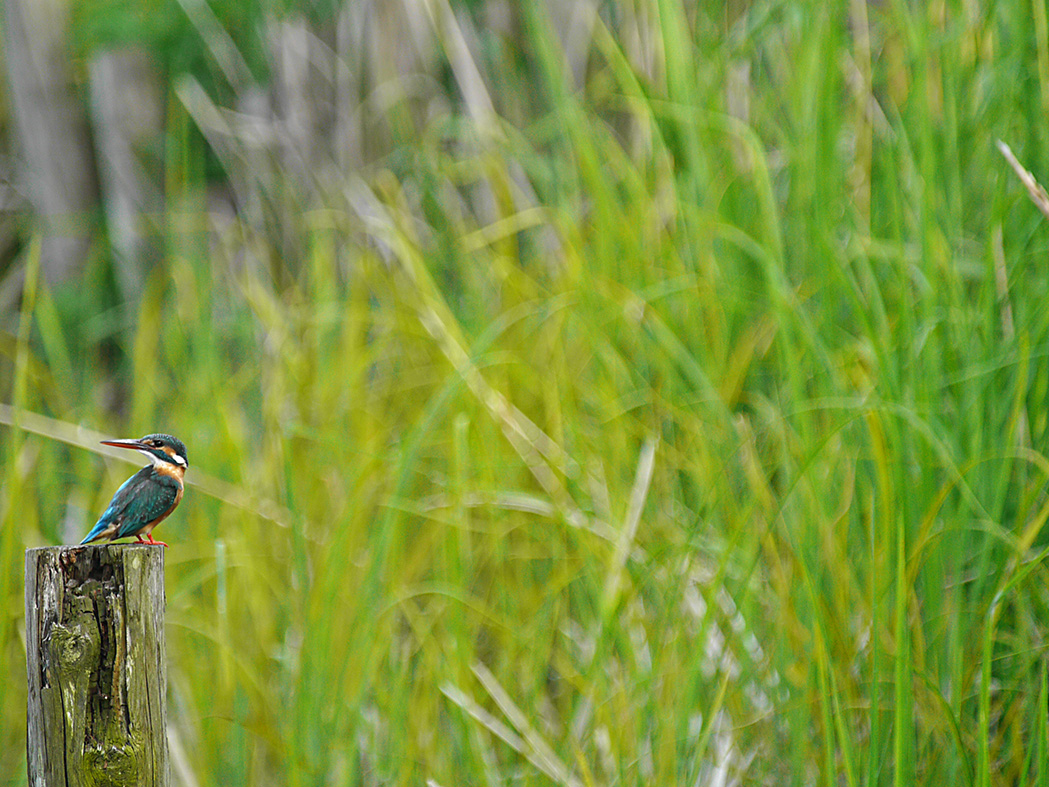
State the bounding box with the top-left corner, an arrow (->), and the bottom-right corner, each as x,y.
26,545 -> 167,786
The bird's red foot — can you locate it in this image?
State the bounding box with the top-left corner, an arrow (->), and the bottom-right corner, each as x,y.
136,533 -> 169,547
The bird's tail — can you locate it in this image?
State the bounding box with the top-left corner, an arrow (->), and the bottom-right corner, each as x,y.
79,520 -> 109,545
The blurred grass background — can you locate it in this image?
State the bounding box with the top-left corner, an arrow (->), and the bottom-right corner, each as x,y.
2,0 -> 1049,784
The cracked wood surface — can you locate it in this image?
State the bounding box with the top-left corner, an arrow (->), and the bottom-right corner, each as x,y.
26,545 -> 167,786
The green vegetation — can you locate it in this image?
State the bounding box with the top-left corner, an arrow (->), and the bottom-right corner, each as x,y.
2,1 -> 1049,784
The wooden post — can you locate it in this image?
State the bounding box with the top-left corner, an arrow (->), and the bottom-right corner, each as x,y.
26,545 -> 168,786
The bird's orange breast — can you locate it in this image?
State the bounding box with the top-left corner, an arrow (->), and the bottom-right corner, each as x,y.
155,462 -> 186,484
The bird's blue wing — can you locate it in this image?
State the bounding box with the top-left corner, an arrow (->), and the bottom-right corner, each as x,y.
81,467 -> 154,544
114,476 -> 180,538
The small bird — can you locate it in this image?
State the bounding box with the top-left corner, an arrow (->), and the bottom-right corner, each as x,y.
80,433 -> 189,548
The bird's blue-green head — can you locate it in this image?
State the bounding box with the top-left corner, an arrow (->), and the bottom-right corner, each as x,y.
102,433 -> 189,470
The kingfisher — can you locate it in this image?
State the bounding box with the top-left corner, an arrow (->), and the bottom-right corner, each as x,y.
80,433 -> 189,548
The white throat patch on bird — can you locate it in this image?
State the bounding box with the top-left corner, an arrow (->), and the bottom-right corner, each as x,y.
141,445 -> 187,469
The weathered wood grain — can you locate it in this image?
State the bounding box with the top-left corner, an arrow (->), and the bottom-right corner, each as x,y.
26,545 -> 167,786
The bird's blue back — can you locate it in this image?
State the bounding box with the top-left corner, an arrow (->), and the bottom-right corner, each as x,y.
80,465 -> 181,544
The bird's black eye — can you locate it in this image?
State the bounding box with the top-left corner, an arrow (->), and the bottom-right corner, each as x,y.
152,439 -> 162,447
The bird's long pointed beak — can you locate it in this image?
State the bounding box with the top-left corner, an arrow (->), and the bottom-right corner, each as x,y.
100,438 -> 147,450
